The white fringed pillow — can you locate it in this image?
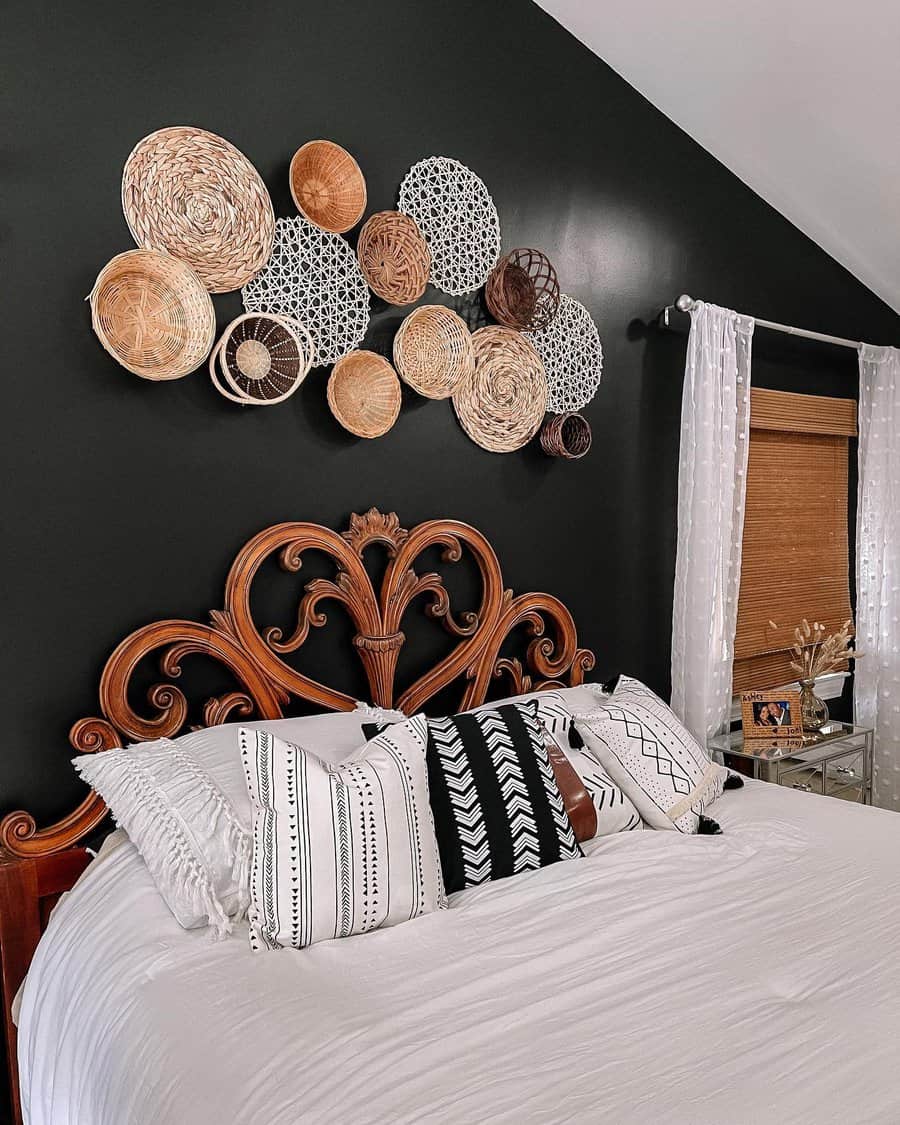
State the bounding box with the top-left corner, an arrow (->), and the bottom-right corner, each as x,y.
74,739 -> 248,937
72,703 -> 406,938
240,717 -> 446,951
572,676 -> 728,834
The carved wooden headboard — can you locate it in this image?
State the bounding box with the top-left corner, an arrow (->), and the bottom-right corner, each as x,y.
0,508 -> 595,860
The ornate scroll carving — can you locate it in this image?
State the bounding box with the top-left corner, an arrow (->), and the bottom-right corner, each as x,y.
0,508 -> 594,858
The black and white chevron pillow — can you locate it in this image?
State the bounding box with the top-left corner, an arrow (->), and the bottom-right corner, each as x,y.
368,702 -> 581,894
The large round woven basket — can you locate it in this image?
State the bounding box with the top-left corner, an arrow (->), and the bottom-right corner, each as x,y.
290,140 -> 367,234
393,305 -> 474,399
452,326 -> 547,453
540,412 -> 592,460
357,211 -> 430,305
122,126 -> 275,294
327,350 -> 402,438
209,313 -> 315,406
89,249 -> 215,380
485,248 -> 560,331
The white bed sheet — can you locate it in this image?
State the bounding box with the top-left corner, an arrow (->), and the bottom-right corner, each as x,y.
19,781 -> 900,1124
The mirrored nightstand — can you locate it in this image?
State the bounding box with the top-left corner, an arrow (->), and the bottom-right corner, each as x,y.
707,722 -> 874,804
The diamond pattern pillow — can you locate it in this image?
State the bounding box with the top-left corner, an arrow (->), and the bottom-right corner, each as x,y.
367,702 -> 581,893
572,676 -> 728,834
532,692 -> 643,836
240,718 -> 446,950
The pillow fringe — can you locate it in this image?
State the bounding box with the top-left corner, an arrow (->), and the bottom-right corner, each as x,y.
74,746 -> 243,939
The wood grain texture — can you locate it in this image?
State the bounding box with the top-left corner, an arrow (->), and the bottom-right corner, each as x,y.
0,509 -> 594,859
0,849 -> 90,1125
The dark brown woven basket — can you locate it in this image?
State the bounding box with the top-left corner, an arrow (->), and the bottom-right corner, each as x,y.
540,412 -> 592,459
485,248 -> 560,331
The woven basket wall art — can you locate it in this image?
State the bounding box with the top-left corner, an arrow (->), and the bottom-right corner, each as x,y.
356,211 -> 430,305
122,126 -> 275,294
540,412 -> 592,460
392,305 -> 474,399
89,249 -> 215,380
398,156 -> 501,295
485,248 -> 560,331
289,140 -> 367,234
242,216 -> 370,366
452,326 -> 547,453
327,350 -> 402,438
209,313 -> 315,406
525,294 -> 604,414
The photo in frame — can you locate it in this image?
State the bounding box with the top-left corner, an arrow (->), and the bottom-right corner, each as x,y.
740,689 -> 804,750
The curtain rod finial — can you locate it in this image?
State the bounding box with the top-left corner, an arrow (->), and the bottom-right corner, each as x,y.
676,294 -> 695,313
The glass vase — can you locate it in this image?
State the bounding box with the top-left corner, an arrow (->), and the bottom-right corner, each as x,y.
799,678 -> 829,732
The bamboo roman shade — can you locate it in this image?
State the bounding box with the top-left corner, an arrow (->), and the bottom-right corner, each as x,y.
732,388 -> 857,694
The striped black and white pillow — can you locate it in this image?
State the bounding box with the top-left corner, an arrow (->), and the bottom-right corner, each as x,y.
240,718 -> 446,951
368,702 -> 581,894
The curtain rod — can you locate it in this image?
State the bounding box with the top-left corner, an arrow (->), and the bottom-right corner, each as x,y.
662,293 -> 861,351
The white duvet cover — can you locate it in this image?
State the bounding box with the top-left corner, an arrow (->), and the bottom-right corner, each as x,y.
20,782 -> 900,1124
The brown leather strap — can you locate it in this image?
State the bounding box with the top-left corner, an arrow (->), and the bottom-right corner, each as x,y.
544,737 -> 597,843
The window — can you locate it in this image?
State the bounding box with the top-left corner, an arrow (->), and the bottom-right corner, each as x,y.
732,388 -> 857,694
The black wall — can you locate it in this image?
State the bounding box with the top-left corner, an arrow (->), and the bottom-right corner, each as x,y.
3,0 -> 898,830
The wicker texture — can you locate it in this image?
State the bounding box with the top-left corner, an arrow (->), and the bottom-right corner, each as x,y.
289,140 -> 366,234
357,211 -> 430,305
393,305 -> 474,399
89,249 -> 215,380
540,412 -> 592,459
485,248 -> 560,331
242,216 -> 370,366
122,126 -> 275,294
327,350 -> 402,438
453,326 -> 547,453
209,313 -> 314,406
525,293 -> 603,414
398,156 -> 501,295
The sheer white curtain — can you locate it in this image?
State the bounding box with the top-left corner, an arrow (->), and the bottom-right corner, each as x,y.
855,344 -> 900,810
671,302 -> 754,743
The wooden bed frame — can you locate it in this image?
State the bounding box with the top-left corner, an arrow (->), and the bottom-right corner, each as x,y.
0,508 -> 594,1123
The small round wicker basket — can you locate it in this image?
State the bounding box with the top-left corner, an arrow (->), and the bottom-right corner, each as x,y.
89,249 -> 215,380
393,305 -> 474,399
357,211 -> 430,305
539,412 -> 592,459
289,140 -> 367,234
327,350 -> 402,438
485,248 -> 560,331
209,313 -> 315,406
452,326 -> 547,453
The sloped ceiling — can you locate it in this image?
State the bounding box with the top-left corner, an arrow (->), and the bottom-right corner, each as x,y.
537,0 -> 900,313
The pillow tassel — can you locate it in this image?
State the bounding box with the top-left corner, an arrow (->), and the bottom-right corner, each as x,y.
74,749 -> 238,939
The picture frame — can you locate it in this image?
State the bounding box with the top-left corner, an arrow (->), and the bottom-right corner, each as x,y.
740,689 -> 804,749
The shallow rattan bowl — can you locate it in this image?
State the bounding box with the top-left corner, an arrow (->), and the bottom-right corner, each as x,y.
485,248 -> 560,331
327,350 -> 402,438
357,211 -> 430,305
89,249 -> 215,380
540,412 -> 592,459
289,140 -> 367,234
209,313 -> 315,405
393,305 -> 474,399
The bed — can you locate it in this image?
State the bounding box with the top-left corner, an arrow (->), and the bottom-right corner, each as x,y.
3,509 -> 900,1124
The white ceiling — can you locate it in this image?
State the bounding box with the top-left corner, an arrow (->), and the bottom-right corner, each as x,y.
537,0 -> 900,313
